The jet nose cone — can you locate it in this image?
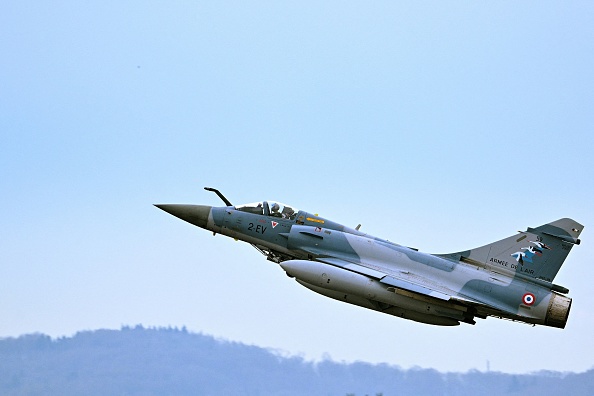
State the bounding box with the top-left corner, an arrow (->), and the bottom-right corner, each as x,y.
154,204 -> 212,229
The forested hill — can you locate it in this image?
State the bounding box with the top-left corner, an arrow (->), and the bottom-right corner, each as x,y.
0,326 -> 592,396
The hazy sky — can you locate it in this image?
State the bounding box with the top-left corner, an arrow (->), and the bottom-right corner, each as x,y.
2,2 -> 593,374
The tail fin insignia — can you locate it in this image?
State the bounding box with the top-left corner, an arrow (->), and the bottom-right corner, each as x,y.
442,218 -> 583,283
511,237 -> 552,265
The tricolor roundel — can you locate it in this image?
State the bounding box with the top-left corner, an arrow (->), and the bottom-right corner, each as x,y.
522,293 -> 536,306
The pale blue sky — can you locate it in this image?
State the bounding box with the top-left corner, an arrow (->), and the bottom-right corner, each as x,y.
1,2 -> 594,373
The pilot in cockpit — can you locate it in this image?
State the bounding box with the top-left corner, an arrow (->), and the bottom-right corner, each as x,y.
270,203 -> 282,217
282,206 -> 295,219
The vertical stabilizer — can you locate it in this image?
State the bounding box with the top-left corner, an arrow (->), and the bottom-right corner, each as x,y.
443,218 -> 583,283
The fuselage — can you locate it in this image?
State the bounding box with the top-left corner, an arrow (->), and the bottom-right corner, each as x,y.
155,201 -> 573,328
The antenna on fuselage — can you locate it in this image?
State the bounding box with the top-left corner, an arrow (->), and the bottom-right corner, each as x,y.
204,187 -> 233,206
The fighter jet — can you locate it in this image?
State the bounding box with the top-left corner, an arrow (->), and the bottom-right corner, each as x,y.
155,187 -> 583,328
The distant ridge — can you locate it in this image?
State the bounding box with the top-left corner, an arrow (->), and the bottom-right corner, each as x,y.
0,326 -> 593,396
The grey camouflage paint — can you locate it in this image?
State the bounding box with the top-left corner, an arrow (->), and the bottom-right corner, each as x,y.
155,197 -> 583,328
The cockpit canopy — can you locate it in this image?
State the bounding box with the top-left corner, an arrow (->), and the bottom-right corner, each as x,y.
235,201 -> 299,220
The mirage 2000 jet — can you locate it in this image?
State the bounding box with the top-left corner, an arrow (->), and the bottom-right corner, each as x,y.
155,187 -> 583,328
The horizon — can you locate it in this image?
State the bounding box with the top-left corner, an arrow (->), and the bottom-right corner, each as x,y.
5,324 -> 594,376
4,325 -> 593,376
